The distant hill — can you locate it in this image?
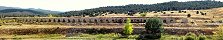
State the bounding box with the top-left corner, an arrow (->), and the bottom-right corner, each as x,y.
0,6 -> 21,10
0,6 -> 62,14
0,6 -> 62,17
61,1 -> 223,17
27,8 -> 62,14
0,9 -> 47,17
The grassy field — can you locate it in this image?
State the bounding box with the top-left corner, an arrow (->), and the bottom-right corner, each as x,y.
0,33 -> 217,40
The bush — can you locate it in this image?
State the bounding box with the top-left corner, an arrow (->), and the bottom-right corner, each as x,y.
185,36 -> 196,40
140,13 -> 146,17
185,32 -> 197,40
123,18 -> 133,35
198,35 -> 206,40
187,14 -> 191,17
213,25 -> 223,40
144,17 -> 163,39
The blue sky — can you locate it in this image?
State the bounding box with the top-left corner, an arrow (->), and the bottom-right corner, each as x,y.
0,0 -> 222,12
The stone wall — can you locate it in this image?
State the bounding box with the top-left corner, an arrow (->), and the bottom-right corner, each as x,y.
6,17 -> 183,24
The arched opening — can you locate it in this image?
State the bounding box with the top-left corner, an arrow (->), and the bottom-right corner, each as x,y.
83,19 -> 86,23
106,20 -> 109,23
78,19 -> 81,23
72,19 -> 75,23
100,19 -> 103,23
68,19 -> 71,23
163,20 -> 166,23
170,20 -> 173,23
40,19 -> 44,22
95,19 -> 98,23
62,19 -> 66,22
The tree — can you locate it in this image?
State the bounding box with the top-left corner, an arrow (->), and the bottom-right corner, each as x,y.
187,14 -> 191,17
123,18 -> 133,35
196,11 -> 199,14
144,18 -> 163,39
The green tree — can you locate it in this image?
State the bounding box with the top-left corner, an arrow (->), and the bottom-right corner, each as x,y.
123,18 -> 133,35
144,18 -> 163,39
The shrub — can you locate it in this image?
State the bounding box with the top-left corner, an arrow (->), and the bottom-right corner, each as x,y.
198,35 -> 206,40
196,11 -> 199,14
123,18 -> 133,35
48,14 -> 53,17
185,32 -> 196,40
144,17 -> 163,39
213,25 -> 223,40
187,14 -> 191,17
185,36 -> 196,40
140,13 -> 147,17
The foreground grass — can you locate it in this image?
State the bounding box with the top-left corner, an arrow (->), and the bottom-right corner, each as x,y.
0,33 -> 216,40
0,33 -> 137,40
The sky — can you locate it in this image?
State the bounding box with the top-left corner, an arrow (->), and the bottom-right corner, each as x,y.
0,0 -> 222,12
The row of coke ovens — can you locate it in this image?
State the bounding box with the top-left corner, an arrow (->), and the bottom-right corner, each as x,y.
5,17 -> 185,23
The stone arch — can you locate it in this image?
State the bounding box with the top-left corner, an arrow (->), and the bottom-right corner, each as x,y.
57,19 -> 61,22
163,20 -> 166,23
67,19 -> 71,23
78,19 -> 81,23
83,19 -> 87,23
89,19 -> 93,23
106,19 -> 109,23
94,19 -> 98,23
62,19 -> 66,22
48,19 -> 52,22
100,19 -> 103,23
40,19 -> 44,22
72,19 -> 76,23
112,19 -> 115,23
170,20 -> 174,23
143,19 -> 146,23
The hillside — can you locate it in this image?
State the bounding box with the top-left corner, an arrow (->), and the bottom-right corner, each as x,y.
61,1 -> 223,17
0,6 -> 62,17
0,6 -> 61,14
0,9 -> 47,17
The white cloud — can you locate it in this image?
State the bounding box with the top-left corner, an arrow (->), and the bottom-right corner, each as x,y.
0,0 -> 222,12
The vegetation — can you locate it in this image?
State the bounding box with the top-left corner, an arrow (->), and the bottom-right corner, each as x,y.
213,25 -> 223,40
123,18 -> 133,35
61,1 -> 223,17
48,14 -> 53,17
185,32 -> 197,40
187,14 -> 191,17
140,13 -> 147,17
144,18 -> 163,39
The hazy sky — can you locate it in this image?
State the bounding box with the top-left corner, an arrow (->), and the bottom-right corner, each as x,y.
0,0 -> 222,12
